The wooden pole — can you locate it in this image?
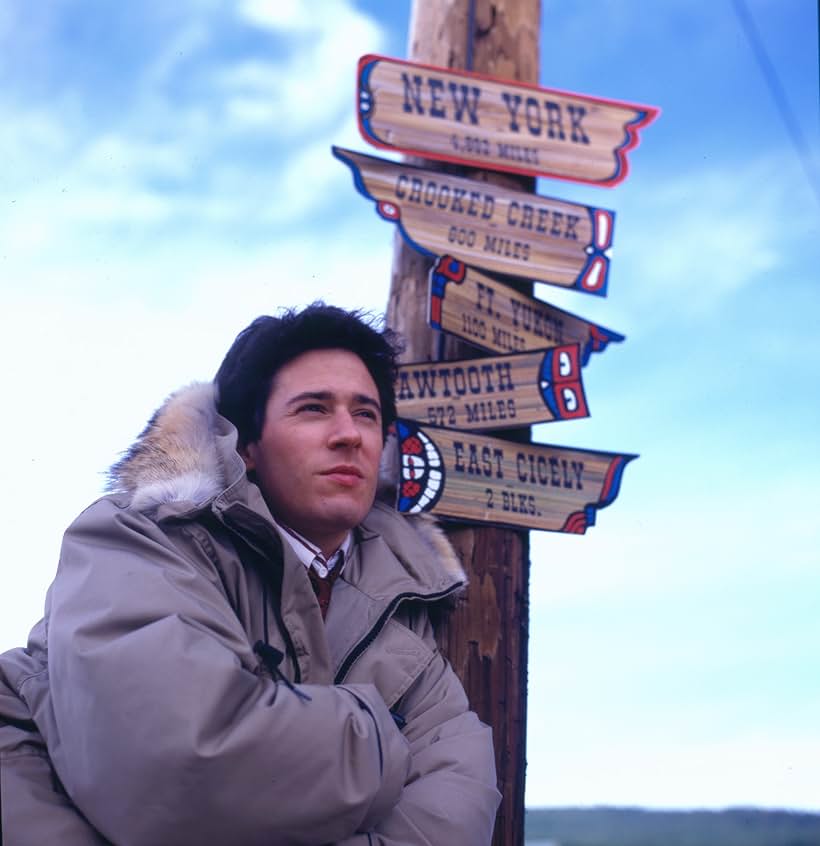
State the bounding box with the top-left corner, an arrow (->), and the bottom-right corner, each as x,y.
386,2 -> 540,844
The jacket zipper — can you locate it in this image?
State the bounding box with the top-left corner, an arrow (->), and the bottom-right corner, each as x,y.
333,586 -> 459,685
218,507 -> 463,689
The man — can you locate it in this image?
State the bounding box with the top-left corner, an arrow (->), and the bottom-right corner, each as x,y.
0,304 -> 501,845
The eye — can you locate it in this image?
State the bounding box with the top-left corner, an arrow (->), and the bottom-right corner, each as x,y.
297,402 -> 327,414
356,407 -> 380,422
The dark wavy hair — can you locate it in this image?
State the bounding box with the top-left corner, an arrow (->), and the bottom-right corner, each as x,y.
215,303 -> 402,446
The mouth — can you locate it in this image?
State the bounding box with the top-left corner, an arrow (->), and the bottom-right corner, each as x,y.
321,465 -> 365,485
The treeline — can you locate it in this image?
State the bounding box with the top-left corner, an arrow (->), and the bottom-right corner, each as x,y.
525,807 -> 820,846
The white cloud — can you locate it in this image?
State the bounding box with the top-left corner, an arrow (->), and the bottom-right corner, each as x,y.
0,134 -> 178,261
0,227 -> 394,653
140,18 -> 212,90
0,108 -> 70,174
238,0 -> 313,32
264,113 -> 365,221
0,1 -> 386,268
80,132 -> 194,182
527,149 -> 818,338
220,0 -> 384,135
614,152 -> 818,322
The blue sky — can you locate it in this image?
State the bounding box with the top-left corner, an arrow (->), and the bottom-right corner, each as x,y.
2,0 -> 818,812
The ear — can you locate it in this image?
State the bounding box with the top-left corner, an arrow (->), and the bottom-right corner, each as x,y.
238,441 -> 256,472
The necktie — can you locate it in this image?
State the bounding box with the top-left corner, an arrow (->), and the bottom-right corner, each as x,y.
308,563 -> 341,620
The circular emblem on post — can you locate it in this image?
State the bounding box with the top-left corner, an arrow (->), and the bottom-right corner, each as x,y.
395,420 -> 445,514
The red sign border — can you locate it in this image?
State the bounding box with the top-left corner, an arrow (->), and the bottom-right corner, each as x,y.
357,53 -> 660,188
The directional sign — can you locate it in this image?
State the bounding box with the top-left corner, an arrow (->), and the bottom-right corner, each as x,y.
394,420 -> 635,533
334,146 -> 614,296
429,256 -> 623,363
357,54 -> 659,187
396,346 -> 589,431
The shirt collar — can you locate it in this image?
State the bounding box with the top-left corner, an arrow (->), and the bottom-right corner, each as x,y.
271,518 -> 353,579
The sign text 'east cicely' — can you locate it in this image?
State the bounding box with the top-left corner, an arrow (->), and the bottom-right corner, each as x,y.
394,420 -> 635,533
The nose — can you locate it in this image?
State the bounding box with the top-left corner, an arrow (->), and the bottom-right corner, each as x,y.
327,408 -> 362,448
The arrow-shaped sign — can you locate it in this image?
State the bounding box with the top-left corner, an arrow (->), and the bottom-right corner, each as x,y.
429,256 -> 623,364
396,346 -> 589,431
357,54 -> 659,186
334,146 -> 615,296
394,420 -> 635,533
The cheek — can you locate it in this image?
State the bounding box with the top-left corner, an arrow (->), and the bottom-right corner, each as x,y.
366,440 -> 385,472
248,436 -> 292,483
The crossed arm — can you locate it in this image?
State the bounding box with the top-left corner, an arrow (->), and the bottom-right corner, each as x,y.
45,500 -> 498,845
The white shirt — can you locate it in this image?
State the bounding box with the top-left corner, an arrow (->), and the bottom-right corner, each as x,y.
271,519 -> 353,579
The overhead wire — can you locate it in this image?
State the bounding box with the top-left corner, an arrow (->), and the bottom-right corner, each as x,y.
730,0 -> 820,210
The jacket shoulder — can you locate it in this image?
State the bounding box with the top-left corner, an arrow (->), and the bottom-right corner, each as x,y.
361,502 -> 466,588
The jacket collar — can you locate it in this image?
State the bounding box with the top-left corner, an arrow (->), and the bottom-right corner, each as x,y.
106,382 -> 466,592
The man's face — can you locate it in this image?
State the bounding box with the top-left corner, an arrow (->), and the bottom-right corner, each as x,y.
242,348 -> 384,557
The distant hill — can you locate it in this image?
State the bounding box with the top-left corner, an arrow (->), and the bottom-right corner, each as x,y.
525,807 -> 820,846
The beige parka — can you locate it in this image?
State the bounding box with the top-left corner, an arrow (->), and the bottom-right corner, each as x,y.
0,383 -> 500,845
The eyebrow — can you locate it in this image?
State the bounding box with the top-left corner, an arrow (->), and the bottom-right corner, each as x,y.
286,390 -> 382,412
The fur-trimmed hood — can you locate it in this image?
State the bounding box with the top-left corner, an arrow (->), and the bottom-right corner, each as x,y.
108,382 -> 228,511
106,382 -> 465,584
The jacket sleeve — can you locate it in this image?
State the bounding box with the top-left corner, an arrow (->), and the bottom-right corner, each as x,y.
0,660 -> 111,846
46,499 -> 410,846
337,613 -> 501,846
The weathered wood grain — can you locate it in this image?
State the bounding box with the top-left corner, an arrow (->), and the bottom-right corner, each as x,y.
396,346 -> 589,430
386,4 -> 541,844
395,420 -> 635,533
429,255 -> 623,361
358,54 -> 658,186
334,146 -> 615,294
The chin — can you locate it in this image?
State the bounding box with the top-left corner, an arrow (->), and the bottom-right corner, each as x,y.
322,498 -> 373,532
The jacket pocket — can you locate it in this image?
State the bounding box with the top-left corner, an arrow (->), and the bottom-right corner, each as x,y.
340,617 -> 436,710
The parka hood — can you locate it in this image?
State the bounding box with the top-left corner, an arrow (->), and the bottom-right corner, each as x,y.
107,382 -> 229,510
106,382 -> 466,584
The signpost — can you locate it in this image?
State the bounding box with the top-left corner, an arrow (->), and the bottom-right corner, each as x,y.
334,146 -> 615,295
396,346 -> 589,430
348,4 -> 656,841
429,255 -> 623,362
394,419 -> 635,533
358,54 -> 659,186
